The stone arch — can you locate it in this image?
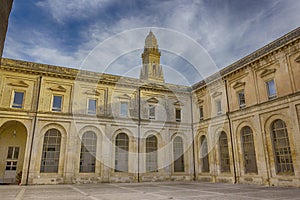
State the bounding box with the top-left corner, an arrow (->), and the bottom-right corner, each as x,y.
264,114 -> 295,176
36,123 -> 68,176
0,120 -> 28,184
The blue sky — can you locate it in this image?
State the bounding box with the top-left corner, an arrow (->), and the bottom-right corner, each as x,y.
3,0 -> 300,85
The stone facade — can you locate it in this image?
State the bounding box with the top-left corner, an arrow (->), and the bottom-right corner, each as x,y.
0,28 -> 299,187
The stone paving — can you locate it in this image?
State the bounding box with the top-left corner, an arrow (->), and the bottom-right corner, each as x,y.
1,182 -> 300,200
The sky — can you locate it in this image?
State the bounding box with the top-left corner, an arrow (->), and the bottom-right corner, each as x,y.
3,0 -> 300,86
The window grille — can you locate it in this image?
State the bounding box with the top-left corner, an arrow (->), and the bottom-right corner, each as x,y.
146,135 -> 158,172
241,126 -> 257,173
173,136 -> 184,172
115,133 -> 129,172
200,135 -> 209,172
219,132 -> 230,173
40,129 -> 61,173
271,119 -> 294,174
80,131 -> 97,173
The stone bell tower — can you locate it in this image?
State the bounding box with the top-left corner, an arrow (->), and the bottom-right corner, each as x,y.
140,31 -> 164,82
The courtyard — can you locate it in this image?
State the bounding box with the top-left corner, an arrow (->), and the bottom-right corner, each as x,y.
1,182 -> 300,200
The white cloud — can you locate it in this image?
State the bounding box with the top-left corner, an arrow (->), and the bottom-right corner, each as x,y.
36,0 -> 111,23
4,0 -> 300,85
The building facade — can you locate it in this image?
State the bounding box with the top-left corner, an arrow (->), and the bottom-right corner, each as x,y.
0,28 -> 300,187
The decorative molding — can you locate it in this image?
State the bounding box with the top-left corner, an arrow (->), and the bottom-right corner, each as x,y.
118,94 -> 131,100
85,89 -> 100,96
197,99 -> 204,104
260,68 -> 276,78
295,55 -> 300,63
233,81 -> 246,89
49,85 -> 67,92
174,101 -> 183,107
147,97 -> 159,104
8,80 -> 29,88
211,91 -> 222,98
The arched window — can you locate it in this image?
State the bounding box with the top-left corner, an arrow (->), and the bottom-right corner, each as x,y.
115,133 -> 129,172
173,136 -> 184,172
219,132 -> 230,173
241,126 -> 257,173
271,119 -> 294,174
40,129 -> 61,173
80,131 -> 97,173
200,135 -> 209,172
146,135 -> 158,172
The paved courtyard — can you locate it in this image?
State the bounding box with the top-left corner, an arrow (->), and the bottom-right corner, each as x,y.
1,182 -> 300,200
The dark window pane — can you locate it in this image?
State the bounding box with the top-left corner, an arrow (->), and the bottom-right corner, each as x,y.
12,92 -> 24,108
175,108 -> 181,122
238,91 -> 246,108
80,131 -> 97,173
199,107 -> 204,120
241,126 -> 257,173
149,105 -> 155,119
52,96 -> 62,111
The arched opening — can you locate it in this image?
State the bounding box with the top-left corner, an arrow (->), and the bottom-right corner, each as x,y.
200,135 -> 209,173
115,133 -> 129,172
240,126 -> 257,173
80,131 -> 97,173
0,121 -> 27,184
219,131 -> 230,173
270,119 -> 294,174
173,136 -> 184,172
146,135 -> 158,172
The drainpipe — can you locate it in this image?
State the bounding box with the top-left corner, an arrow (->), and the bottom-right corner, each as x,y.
190,93 -> 196,181
137,86 -> 141,182
224,79 -> 237,184
26,75 -> 42,185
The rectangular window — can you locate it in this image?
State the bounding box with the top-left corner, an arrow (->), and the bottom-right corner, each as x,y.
266,79 -> 277,99
5,147 -> 19,171
52,95 -> 62,112
175,108 -> 181,122
199,106 -> 204,121
216,100 -> 222,115
88,99 -> 97,114
238,91 -> 246,108
120,102 -> 128,117
149,105 -> 155,119
12,91 -> 24,108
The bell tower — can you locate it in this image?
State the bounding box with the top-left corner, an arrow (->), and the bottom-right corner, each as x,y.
140,31 -> 164,82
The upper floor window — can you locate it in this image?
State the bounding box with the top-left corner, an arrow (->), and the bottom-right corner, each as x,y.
266,79 -> 277,99
88,99 -> 97,114
175,108 -> 181,122
199,106 -> 204,121
52,95 -> 62,112
149,105 -> 155,119
216,100 -> 222,115
120,102 -> 128,117
238,90 -> 246,108
12,91 -> 24,108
